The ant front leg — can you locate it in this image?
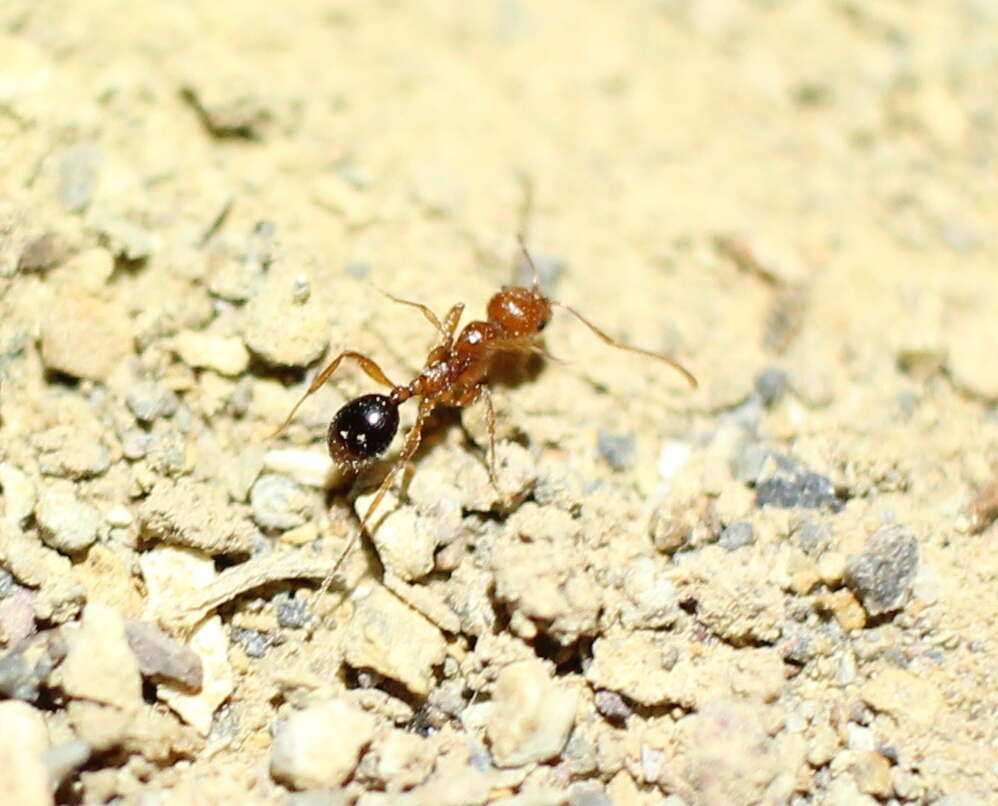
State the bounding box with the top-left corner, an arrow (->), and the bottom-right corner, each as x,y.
270,351 -> 398,438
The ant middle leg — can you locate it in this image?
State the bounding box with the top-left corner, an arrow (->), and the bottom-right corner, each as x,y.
271,351 -> 398,438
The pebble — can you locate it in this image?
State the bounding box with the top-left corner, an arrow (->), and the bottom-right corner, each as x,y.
343,586 -> 447,696
123,620 -> 203,689
232,627 -> 275,658
121,429 -> 153,460
791,518 -> 833,556
756,467 -> 841,511
59,602 -> 143,711
61,247 -> 114,292
0,462 -> 36,526
365,505 -> 437,583
619,556 -> 679,630
126,381 -> 179,423
852,750 -> 892,798
156,615 -> 234,735
486,659 -> 578,767
0,632 -> 65,702
171,330 -> 250,377
718,521 -> 755,550
658,440 -> 692,482
861,667 -> 942,731
140,478 -> 255,554
35,488 -> 101,553
270,699 -> 377,789
262,449 -> 334,489
274,593 -> 311,629
821,589 -> 867,631
754,367 -> 788,407
596,430 -> 635,471
17,232 -> 66,273
106,505 -> 134,528
58,143 -> 101,212
241,271 -> 331,367
34,424 -> 111,479
40,291 -> 133,382
594,690 -> 632,723
250,473 -> 312,531
0,701 -> 52,806
817,551 -> 846,585
730,440 -> 773,484
845,525 -> 918,616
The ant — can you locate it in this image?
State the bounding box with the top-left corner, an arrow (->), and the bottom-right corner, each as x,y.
272,236 -> 697,587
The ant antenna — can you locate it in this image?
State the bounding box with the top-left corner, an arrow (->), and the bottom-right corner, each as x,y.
516,233 -> 542,291
552,301 -> 698,388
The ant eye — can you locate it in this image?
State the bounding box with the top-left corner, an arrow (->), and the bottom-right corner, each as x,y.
327,393 -> 399,465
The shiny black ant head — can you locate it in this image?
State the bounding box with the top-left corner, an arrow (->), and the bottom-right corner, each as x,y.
327,393 -> 400,468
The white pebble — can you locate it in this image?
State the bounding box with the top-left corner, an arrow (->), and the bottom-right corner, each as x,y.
171,330 -> 250,377
0,463 -> 36,526
263,449 -> 334,489
36,488 -> 101,553
106,504 -> 134,528
658,440 -> 692,482
270,699 -> 376,789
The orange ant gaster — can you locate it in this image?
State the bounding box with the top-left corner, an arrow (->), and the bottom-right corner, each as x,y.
273,237 -> 697,585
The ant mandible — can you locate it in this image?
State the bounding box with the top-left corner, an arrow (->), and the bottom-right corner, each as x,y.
272,236 -> 697,585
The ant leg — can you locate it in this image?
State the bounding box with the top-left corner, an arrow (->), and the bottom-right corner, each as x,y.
270,351 -> 398,438
376,290 -> 466,349
317,398 -> 435,595
478,384 -> 509,506
551,301 -> 699,388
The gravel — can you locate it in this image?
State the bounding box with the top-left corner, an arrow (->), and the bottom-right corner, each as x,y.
845,525 -> 919,616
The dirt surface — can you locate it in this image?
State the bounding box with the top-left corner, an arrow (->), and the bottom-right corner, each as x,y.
1,2 -> 997,805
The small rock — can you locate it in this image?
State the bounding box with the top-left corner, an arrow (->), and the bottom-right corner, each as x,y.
486,659 -> 578,767
171,330 -> 250,377
0,632 -> 65,702
274,593 -> 311,629
820,589 -> 867,631
658,440 -> 692,482
365,505 -> 437,583
124,620 -> 203,689
718,521 -> 755,550
0,463 -> 36,526
250,474 -> 312,531
126,381 -> 179,423
597,431 -> 635,471
845,525 -> 918,616
754,367 -> 788,407
861,667 -> 943,731
121,429 -> 153,460
40,291 -> 133,382
817,551 -> 846,585
0,701 -> 52,806
756,467 -> 841,511
241,270 -> 331,367
140,478 -> 255,554
35,488 -> 101,553
594,690 -> 631,723
17,232 -> 66,273
61,247 -> 114,292
232,627 -> 275,658
730,440 -> 773,484
106,505 -> 134,528
270,699 -> 377,789
343,586 -> 447,696
60,602 -> 143,711
34,425 -> 111,479
619,556 -> 679,630
262,449 -> 334,489
157,616 -> 234,735
43,738 -> 91,792
790,518 -> 832,555
852,751 -> 892,797
58,143 -> 102,212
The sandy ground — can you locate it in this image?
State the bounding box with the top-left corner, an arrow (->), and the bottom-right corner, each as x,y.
1,1 -> 997,804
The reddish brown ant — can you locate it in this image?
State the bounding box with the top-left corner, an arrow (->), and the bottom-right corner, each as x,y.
273,237 -> 697,584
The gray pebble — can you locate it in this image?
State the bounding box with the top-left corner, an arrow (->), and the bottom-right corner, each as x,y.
146,429 -> 190,476
124,619 -> 203,689
0,632 -> 66,702
569,783 -> 614,806
250,474 -> 312,531
58,144 -> 102,212
594,689 -> 632,723
275,593 -> 311,629
18,233 -> 65,273
36,489 -> 101,553
0,569 -> 14,598
42,739 -> 92,789
121,429 -> 153,460
730,441 -> 773,483
754,367 -> 788,407
596,430 -> 636,471
845,525 -> 919,616
229,377 -> 254,417
232,627 -> 275,658
790,518 -> 833,556
756,468 -> 841,511
126,381 -> 179,423
718,521 -> 755,550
